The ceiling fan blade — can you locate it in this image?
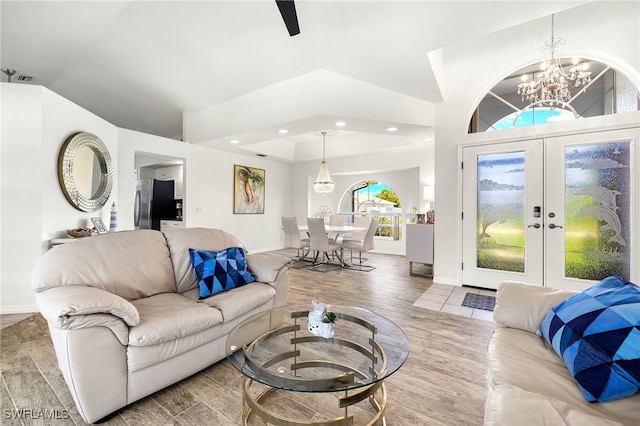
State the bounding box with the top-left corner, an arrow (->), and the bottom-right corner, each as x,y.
275,0 -> 300,36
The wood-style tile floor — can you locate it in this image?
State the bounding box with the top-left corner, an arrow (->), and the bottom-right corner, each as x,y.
0,251 -> 495,425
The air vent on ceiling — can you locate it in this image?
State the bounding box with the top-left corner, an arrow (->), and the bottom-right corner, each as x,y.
17,75 -> 33,82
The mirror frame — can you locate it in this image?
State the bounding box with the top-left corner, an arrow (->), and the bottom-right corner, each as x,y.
57,132 -> 114,212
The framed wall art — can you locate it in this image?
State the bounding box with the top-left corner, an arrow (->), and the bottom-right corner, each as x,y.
233,165 -> 265,214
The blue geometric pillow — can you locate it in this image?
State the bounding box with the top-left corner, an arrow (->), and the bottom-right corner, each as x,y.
538,276 -> 640,402
189,247 -> 256,299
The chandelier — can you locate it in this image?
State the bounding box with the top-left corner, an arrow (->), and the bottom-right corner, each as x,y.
517,14 -> 591,107
313,131 -> 334,194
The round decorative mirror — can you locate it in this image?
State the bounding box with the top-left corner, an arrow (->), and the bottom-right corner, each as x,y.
57,132 -> 113,212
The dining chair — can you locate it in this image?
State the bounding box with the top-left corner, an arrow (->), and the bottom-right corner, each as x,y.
351,215 -> 370,240
341,217 -> 378,271
281,216 -> 310,261
328,214 -> 345,243
307,217 -> 343,271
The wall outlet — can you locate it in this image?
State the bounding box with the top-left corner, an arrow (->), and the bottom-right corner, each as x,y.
195,206 -> 202,213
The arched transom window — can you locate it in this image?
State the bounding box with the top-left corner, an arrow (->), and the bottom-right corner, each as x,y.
469,59 -> 639,133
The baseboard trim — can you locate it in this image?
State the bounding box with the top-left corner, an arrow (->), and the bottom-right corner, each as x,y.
0,304 -> 39,314
433,276 -> 460,286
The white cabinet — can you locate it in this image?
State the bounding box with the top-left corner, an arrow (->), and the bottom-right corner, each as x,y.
156,165 -> 184,199
160,220 -> 185,231
406,223 -> 434,276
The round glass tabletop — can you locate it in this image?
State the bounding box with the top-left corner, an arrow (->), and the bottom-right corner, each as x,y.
226,304 -> 410,393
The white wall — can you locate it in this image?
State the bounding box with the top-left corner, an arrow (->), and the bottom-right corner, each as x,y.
1,84 -> 44,313
118,129 -> 292,252
41,89 -> 119,241
1,85 -> 293,313
433,2 -> 640,286
1,84 -> 119,313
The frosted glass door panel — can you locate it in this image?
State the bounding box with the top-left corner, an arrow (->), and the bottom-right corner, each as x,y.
546,129 -> 636,291
564,141 -> 631,280
476,152 -> 526,272
462,140 -> 544,289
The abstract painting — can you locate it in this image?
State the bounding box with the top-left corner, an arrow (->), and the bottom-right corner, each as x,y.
233,165 -> 265,214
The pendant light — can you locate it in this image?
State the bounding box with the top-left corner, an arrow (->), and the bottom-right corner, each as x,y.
517,14 -> 591,108
313,131 -> 334,193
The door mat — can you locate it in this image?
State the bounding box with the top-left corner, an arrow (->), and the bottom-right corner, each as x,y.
461,293 -> 496,311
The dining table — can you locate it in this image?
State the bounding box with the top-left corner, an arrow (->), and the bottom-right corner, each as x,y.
298,224 -> 366,240
298,224 -> 367,267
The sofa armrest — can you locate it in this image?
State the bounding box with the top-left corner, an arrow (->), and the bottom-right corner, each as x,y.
493,281 -> 577,333
35,285 -> 139,344
246,253 -> 292,284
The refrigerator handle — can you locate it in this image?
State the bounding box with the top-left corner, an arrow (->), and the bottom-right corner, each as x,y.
134,189 -> 141,228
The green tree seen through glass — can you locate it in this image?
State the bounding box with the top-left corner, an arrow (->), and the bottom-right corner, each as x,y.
376,189 -> 401,208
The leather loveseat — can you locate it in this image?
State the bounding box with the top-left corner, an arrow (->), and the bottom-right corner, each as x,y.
31,228 -> 291,423
485,281 -> 639,425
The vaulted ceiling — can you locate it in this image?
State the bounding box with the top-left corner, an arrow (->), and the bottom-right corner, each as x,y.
1,1 -> 587,162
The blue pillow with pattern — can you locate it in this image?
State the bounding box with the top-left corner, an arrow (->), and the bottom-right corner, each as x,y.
189,247 -> 256,299
538,275 -> 640,402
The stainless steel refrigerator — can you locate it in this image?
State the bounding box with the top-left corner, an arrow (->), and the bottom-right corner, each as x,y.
134,179 -> 175,230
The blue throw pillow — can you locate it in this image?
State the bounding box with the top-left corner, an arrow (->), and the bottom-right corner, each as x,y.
538,276 -> 640,402
189,247 -> 256,299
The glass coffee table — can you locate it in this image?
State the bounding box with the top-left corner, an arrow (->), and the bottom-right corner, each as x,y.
226,305 -> 410,425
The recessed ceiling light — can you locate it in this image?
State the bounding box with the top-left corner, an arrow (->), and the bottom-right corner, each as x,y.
335,121 -> 346,127
230,139 -> 239,144
386,126 -> 398,132
278,129 -> 288,134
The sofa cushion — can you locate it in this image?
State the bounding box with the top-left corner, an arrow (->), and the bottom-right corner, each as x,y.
538,276 -> 640,402
485,385 -> 626,426
189,247 -> 256,299
494,281 -> 577,333
32,229 -> 176,300
127,326 -> 226,372
488,327 -> 640,424
183,282 -> 276,322
129,293 -> 223,347
163,228 -> 248,294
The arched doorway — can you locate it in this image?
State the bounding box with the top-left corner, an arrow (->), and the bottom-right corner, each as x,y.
337,180 -> 403,240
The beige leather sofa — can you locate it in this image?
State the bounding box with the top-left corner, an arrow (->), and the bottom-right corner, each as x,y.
485,281 -> 639,426
31,228 -> 291,423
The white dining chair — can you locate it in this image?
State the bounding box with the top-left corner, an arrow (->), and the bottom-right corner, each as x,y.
328,214 -> 345,243
282,216 -> 310,261
307,217 -> 343,271
341,217 -> 378,271
351,215 -> 370,240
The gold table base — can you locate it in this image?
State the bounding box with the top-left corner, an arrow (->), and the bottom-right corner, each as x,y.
233,309 -> 397,426
242,377 -> 387,426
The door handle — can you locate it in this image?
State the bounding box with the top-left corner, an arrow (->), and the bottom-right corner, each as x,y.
548,223 -> 563,229
528,223 -> 541,228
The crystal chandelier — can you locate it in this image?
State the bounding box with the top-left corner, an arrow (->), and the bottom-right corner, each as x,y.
313,131 -> 334,194
517,14 -> 591,107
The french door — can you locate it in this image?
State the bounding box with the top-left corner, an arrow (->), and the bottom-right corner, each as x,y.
462,129 -> 635,290
462,140 -> 544,288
